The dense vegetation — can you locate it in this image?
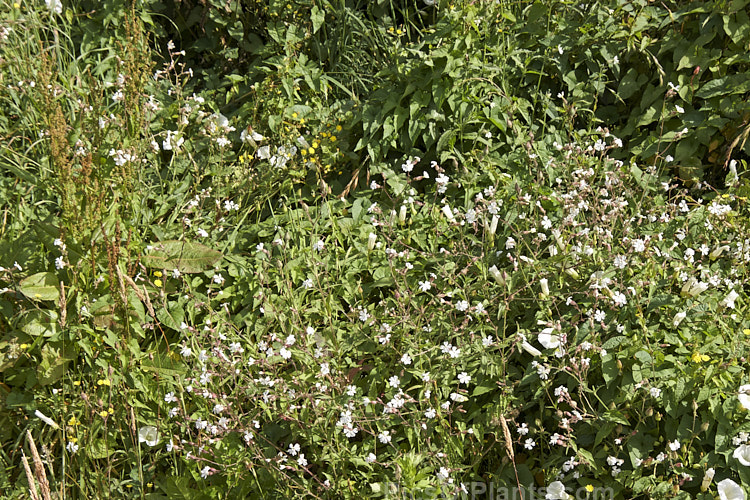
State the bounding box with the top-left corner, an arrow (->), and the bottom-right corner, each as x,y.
1,0 -> 750,498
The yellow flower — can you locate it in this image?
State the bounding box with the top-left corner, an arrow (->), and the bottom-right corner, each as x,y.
691,352 -> 709,363
744,329 -> 750,336
73,380 -> 81,386
108,407 -> 114,415
154,279 -> 163,287
292,112 -> 298,119
13,2 -> 20,7
308,146 -> 315,154
335,125 -> 342,132
585,485 -> 594,493
300,149 -> 307,156
97,378 -> 111,386
300,118 -> 305,124
20,343 -> 29,349
153,270 -> 162,277
99,410 -> 109,418
330,135 -> 337,142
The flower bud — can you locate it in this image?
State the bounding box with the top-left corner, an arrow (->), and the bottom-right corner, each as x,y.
540,278 -> 549,298
367,232 -> 377,251
681,278 -> 708,298
489,215 -> 499,236
489,265 -> 505,286
709,245 -> 730,259
441,204 -> 455,222
673,311 -> 686,327
700,468 -> 715,492
398,205 -> 407,225
564,267 -> 579,280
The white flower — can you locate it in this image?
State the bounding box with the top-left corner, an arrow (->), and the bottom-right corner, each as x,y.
489,265 -> 505,286
66,441 -> 79,454
650,387 -> 662,398
739,385 -> 750,410
366,452 -> 377,463
200,466 -> 211,479
701,468 -> 715,492
359,309 -> 370,322
734,444 -> 750,466
388,376 -> 400,388
455,300 -> 469,312
524,438 -> 536,450
419,280 -> 431,292
673,311 -> 687,327
425,408 -> 436,419
668,440 -> 680,451
297,454 -> 308,467
612,291 -> 627,307
138,426 -> 159,446
681,278 -> 709,297
538,328 -> 561,349
378,431 -> 392,444
457,372 -> 471,385
718,478 -> 746,500
287,443 -> 300,456
540,278 -> 550,297
613,255 -> 627,269
46,0 -> 63,14
721,290 -> 740,309
519,334 -> 542,357
546,480 -> 572,499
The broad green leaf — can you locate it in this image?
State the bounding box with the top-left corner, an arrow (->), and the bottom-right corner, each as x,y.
20,310 -> 59,337
19,272 -> 60,302
142,241 -> 222,273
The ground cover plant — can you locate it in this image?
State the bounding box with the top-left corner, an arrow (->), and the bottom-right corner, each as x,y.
2,0 -> 750,499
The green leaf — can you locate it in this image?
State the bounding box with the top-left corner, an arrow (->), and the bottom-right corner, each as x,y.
142,241 -> 222,273
37,343 -> 77,385
311,5 -> 324,34
472,384 -> 495,396
602,410 -> 630,425
19,272 -> 60,302
20,310 -> 59,337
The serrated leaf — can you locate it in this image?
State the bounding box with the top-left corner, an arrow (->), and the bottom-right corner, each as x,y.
142,240 -> 222,273
19,272 -> 60,302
